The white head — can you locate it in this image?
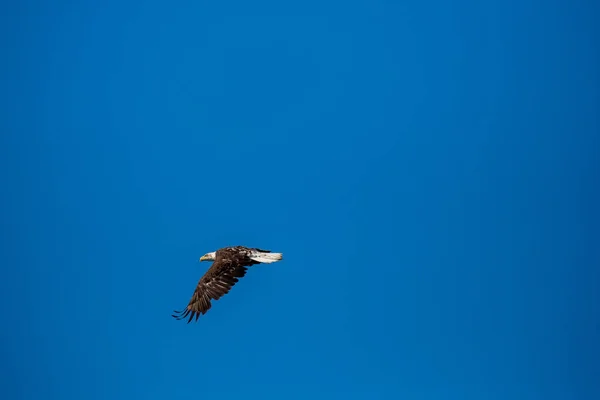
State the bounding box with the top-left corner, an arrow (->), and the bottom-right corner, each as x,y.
199,251 -> 216,262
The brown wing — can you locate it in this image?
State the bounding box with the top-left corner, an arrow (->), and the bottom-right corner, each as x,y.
172,261 -> 248,323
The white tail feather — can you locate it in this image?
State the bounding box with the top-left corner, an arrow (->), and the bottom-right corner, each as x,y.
250,251 -> 283,264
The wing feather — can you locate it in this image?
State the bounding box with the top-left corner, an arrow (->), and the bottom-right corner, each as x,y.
172,261 -> 248,323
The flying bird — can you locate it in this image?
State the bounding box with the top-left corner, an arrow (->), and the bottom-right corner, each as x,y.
172,246 -> 283,323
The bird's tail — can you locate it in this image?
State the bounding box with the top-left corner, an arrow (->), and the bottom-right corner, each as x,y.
249,250 -> 283,264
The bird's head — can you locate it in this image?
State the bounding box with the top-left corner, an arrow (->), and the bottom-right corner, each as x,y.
199,252 -> 216,262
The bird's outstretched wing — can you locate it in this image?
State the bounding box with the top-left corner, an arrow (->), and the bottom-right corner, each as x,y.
172,263 -> 248,323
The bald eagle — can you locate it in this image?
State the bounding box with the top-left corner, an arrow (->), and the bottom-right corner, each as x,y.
172,246 -> 283,323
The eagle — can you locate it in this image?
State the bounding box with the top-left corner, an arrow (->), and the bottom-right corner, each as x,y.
172,246 -> 283,323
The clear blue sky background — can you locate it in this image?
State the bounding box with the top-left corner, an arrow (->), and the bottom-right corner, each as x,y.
1,0 -> 598,399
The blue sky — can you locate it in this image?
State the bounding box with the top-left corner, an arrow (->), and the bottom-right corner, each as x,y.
1,0 -> 598,399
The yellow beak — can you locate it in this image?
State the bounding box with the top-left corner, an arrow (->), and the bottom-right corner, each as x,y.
199,255 -> 209,262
